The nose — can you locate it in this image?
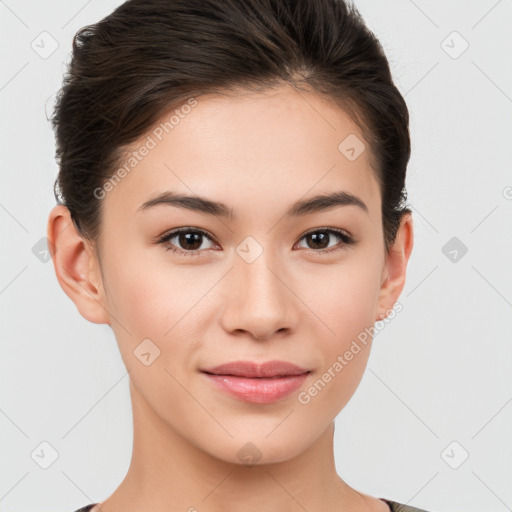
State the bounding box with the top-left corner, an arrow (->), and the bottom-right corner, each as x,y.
219,250 -> 299,341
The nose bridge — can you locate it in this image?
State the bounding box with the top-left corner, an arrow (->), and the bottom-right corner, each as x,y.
240,252 -> 281,302
221,241 -> 297,339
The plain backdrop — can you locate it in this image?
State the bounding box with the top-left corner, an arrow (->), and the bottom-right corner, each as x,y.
1,1 -> 511,511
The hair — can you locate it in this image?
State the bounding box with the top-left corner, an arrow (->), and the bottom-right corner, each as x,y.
51,0 -> 412,254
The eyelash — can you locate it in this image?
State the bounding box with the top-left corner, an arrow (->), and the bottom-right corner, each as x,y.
156,227 -> 356,257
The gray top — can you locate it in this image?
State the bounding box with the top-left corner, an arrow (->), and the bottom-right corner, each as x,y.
73,497 -> 434,511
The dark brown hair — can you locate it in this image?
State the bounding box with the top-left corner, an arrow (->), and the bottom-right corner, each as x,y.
51,0 -> 411,253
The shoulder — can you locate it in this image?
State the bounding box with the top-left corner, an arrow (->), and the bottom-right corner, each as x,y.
381,498 -> 435,512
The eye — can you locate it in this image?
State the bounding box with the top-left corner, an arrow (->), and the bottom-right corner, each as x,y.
296,228 -> 355,254
156,228 -> 218,256
156,226 -> 356,257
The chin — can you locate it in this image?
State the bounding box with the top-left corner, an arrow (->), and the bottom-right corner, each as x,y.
198,431 -> 315,467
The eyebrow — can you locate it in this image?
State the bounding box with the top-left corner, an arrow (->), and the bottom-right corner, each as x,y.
138,190 -> 369,219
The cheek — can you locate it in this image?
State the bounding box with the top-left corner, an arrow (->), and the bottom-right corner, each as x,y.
295,256 -> 382,336
103,250 -> 198,334
102,254 -> 205,397
106,267 -> 170,339
101,250 -> 226,373
293,257 -> 381,401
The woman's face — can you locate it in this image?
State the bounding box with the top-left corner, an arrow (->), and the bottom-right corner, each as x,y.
60,84 -> 410,465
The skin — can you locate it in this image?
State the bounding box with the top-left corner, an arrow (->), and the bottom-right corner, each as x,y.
48,84 -> 413,512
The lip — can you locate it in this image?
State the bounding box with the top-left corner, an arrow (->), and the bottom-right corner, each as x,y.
200,360 -> 311,404
201,360 -> 310,378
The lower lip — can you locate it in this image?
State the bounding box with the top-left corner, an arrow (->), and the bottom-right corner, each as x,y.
202,372 -> 309,403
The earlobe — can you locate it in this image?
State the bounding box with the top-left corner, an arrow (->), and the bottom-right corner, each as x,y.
47,205 -> 110,325
376,213 -> 414,320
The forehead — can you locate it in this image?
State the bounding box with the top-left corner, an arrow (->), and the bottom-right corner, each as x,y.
104,84 -> 381,223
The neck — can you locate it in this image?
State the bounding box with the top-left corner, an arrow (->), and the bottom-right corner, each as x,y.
97,378 -> 374,512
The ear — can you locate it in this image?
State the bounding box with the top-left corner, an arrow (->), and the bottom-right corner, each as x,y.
47,205 -> 110,325
376,213 -> 414,320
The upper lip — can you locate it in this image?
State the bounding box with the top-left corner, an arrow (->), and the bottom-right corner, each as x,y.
201,360 -> 310,378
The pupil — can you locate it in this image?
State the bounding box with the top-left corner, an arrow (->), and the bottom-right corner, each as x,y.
308,232 -> 329,249
180,232 -> 202,250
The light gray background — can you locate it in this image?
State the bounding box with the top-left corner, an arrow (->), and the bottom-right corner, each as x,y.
1,1 -> 511,511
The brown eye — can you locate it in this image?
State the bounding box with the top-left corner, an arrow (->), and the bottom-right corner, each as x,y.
176,231 -> 203,250
157,228 -> 216,254
297,228 -> 354,253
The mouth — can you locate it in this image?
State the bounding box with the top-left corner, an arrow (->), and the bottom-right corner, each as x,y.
202,371 -> 310,379
200,360 -> 311,403
200,360 -> 311,379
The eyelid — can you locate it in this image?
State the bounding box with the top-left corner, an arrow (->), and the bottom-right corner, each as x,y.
156,226 -> 356,255
295,227 -> 355,252
300,226 -> 353,240
156,227 -> 219,253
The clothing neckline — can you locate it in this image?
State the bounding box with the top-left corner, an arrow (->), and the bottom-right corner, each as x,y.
77,497 -> 398,512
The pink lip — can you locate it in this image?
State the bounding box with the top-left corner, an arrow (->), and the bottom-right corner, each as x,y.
200,360 -> 311,404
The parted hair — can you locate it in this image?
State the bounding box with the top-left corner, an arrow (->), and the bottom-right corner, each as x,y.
51,0 -> 411,252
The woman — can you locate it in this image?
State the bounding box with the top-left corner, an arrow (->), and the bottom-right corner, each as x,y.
47,0 -> 430,510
